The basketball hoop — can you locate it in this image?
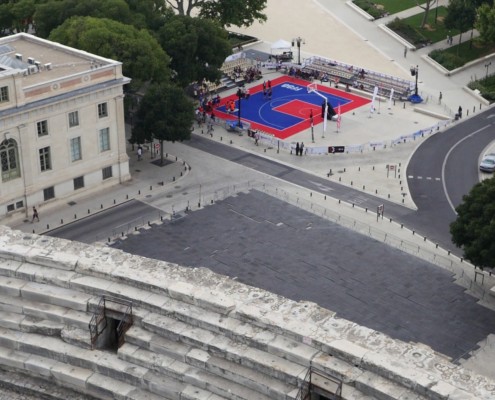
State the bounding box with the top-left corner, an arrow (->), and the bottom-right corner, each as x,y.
307,82 -> 318,94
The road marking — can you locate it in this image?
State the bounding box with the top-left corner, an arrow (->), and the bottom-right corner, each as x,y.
442,124 -> 491,214
408,176 -> 442,181
308,180 -> 334,192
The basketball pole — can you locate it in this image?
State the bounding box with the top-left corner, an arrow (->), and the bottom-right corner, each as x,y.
307,84 -> 327,138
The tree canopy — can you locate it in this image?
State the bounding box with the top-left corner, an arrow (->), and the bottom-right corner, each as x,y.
132,83 -> 195,164
165,0 -> 267,27
157,15 -> 231,86
450,177 -> 495,269
34,0 -> 134,38
444,0 -> 477,47
475,3 -> 495,45
48,16 -> 171,88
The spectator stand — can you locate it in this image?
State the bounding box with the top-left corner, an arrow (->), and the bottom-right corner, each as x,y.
300,56 -> 413,100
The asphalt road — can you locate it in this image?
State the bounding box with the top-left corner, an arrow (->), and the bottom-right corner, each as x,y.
46,200 -> 163,244
406,108 -> 495,250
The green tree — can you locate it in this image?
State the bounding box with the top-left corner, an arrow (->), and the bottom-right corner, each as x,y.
475,3 -> 495,45
11,0 -> 35,32
133,83 -> 195,165
444,0 -> 476,51
124,0 -> 173,30
157,15 -> 231,87
34,0 -> 134,38
48,16 -> 171,88
165,0 -> 267,27
0,3 -> 15,35
450,177 -> 495,269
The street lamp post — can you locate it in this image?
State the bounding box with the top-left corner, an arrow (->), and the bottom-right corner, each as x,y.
408,65 -> 423,103
485,61 -> 492,80
292,37 -> 305,65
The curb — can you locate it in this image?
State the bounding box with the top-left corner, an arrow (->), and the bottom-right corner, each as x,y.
378,24 -> 415,50
345,1 -> 375,21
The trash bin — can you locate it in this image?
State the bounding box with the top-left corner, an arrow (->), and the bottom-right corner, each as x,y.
455,113 -> 459,120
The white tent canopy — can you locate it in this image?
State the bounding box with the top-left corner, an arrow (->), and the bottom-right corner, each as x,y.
271,39 -> 291,52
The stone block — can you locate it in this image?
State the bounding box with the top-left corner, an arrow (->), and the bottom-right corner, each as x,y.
69,275 -> 114,295
24,353 -> 58,378
0,327 -> 22,349
311,352 -> 363,383
354,370 -> 413,400
26,249 -> 78,271
168,281 -> 196,305
61,326 -> 92,349
0,258 -> 22,277
181,384 -> 217,400
0,275 -> 25,297
50,361 -> 93,390
86,372 -> 135,399
22,301 -> 91,329
16,262 -> 80,288
325,339 -> 369,366
0,311 -> 24,330
265,334 -> 318,365
144,370 -> 185,399
194,287 -> 235,315
126,325 -> 191,362
21,316 -> 64,335
126,388 -> 166,400
95,350 -> 148,385
21,281 -> 92,311
0,294 -> 24,314
0,346 -> 30,369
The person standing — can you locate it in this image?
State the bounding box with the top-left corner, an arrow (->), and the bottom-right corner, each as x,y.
458,106 -> 462,118
403,46 -> 407,58
438,92 -> 443,104
300,142 -> 305,156
32,206 -> 39,222
295,142 -> 300,156
137,145 -> 143,161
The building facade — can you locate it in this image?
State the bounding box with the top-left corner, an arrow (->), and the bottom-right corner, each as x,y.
0,33 -> 131,220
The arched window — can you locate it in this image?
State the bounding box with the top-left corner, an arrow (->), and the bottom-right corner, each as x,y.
0,138 -> 21,182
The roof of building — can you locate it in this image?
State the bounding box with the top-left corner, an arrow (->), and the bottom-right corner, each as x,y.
0,32 -> 121,85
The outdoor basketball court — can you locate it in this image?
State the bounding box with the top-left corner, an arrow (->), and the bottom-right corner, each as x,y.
216,76 -> 370,139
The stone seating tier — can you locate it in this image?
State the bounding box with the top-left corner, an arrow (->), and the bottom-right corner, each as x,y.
0,227 -> 493,400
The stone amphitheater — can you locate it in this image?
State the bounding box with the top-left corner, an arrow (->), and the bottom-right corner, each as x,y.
0,225 -> 494,400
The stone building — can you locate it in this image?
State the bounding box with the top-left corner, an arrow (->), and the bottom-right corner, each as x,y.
0,33 -> 130,220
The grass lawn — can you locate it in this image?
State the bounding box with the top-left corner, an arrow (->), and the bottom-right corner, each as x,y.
387,7 -> 458,46
430,41 -> 495,71
402,6 -> 454,42
353,0 -> 426,18
374,0 -> 426,15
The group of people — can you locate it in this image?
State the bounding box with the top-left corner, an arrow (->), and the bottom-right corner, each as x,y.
294,142 -> 305,156
262,80 -> 272,100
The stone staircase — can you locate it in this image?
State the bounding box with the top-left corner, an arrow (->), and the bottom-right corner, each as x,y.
0,226 -> 493,400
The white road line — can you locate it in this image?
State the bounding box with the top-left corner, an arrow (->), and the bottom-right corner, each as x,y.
442,124 -> 491,214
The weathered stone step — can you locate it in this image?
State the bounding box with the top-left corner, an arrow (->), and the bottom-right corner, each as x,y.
0,365 -> 98,400
355,371 -> 428,400
120,341 -> 277,400
0,294 -> 91,329
140,313 -> 307,386
0,328 -> 214,399
0,310 -> 64,335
